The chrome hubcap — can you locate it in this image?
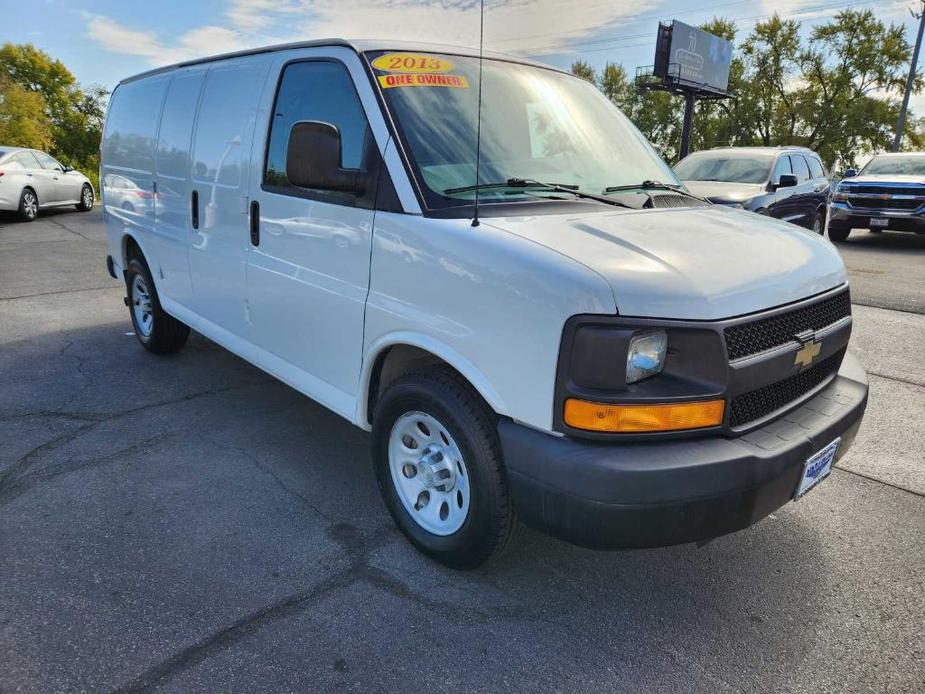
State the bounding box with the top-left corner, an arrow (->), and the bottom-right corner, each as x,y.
23,193 -> 37,218
82,187 -> 93,207
388,412 -> 470,536
131,274 -> 154,337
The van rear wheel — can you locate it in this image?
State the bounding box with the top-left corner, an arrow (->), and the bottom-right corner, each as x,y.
372,368 -> 518,569
125,258 -> 190,354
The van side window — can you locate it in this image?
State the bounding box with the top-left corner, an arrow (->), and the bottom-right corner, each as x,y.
771,155 -> 791,183
264,60 -> 378,208
102,78 -> 169,173
157,72 -> 205,179
791,154 -> 811,181
807,156 -> 825,179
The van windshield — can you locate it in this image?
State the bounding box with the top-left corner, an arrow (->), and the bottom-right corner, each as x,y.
367,51 -> 678,212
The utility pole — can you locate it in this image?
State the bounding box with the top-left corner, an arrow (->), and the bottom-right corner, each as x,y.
679,93 -> 696,160
893,1 -> 925,152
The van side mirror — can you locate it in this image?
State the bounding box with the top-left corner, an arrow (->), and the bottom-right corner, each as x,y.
286,121 -> 364,195
775,174 -> 798,189
843,168 -> 858,178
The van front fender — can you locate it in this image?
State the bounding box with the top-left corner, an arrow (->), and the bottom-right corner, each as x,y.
357,332 -> 508,431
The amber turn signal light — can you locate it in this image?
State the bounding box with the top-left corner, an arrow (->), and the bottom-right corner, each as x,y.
563,398 -> 725,433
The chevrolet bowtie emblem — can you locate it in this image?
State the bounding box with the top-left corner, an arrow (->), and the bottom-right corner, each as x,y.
794,340 -> 822,368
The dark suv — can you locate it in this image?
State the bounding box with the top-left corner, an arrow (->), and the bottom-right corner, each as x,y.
674,147 -> 831,233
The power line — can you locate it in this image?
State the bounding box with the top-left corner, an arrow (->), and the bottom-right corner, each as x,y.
490,0 -> 757,45
515,0 -> 884,56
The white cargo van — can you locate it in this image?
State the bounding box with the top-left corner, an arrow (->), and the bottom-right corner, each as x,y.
102,40 -> 868,568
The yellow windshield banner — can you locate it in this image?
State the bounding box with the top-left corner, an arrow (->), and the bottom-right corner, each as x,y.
372,53 -> 454,74
378,73 -> 470,89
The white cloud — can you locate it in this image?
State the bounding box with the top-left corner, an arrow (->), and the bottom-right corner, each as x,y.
85,0 -> 651,69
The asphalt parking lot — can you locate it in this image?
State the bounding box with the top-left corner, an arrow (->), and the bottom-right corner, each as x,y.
1,208 -> 923,693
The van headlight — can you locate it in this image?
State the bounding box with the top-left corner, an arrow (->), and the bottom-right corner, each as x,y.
626,329 -> 668,384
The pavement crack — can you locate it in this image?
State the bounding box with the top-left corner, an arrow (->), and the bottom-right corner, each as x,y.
0,423 -> 97,494
0,434 -> 161,505
203,435 -> 332,522
46,216 -> 94,242
0,382 -> 269,499
866,370 -> 925,390
833,466 -> 925,498
110,523 -> 541,693
0,286 -> 117,301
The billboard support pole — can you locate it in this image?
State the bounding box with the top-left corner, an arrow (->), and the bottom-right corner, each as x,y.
680,93 -> 696,160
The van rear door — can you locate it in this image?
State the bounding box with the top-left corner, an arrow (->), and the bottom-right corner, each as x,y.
187,56 -> 272,336
244,50 -> 387,420
152,67 -> 207,305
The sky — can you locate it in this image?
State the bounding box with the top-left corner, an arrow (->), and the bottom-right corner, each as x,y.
0,0 -> 917,106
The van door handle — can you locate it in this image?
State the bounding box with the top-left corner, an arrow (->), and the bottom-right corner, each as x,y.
191,190 -> 199,230
249,200 -> 260,246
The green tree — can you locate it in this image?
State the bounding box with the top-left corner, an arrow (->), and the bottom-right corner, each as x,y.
570,59 -> 597,84
800,10 -> 917,166
0,43 -> 108,190
0,75 -> 53,149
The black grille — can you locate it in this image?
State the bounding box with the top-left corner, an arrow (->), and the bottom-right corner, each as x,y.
729,349 -> 845,428
849,197 -> 922,211
842,185 -> 925,196
724,291 -> 851,361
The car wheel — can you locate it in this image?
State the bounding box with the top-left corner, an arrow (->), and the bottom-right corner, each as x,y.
125,258 -> 190,354
372,368 -> 518,569
811,209 -> 825,234
76,184 -> 94,212
18,188 -> 38,222
827,223 -> 850,242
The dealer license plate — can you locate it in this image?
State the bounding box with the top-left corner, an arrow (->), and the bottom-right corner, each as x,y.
870,218 -> 889,228
795,438 -> 840,499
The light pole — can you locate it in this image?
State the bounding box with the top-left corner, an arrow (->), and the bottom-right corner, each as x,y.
893,1 -> 925,152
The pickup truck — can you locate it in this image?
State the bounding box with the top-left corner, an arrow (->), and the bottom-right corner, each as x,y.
829,152 -> 925,241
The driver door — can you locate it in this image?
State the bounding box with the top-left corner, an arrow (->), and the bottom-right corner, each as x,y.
245,53 -> 382,420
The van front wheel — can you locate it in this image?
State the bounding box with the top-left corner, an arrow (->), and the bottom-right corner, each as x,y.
125,258 -> 190,354
372,369 -> 518,569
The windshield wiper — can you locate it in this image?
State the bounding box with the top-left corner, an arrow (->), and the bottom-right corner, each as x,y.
604,180 -> 709,203
445,178 -> 632,209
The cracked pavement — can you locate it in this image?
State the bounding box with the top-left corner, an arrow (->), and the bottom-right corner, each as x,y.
1,208 -> 923,692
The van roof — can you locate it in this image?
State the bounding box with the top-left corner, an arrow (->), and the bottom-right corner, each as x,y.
119,38 -> 560,85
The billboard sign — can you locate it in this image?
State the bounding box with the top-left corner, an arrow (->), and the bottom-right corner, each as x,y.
654,21 -> 733,93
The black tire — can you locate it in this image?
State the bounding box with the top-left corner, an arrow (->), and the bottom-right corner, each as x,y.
125,258 -> 190,354
18,188 -> 38,222
827,223 -> 850,242
76,184 -> 94,212
811,208 -> 825,234
372,368 -> 518,569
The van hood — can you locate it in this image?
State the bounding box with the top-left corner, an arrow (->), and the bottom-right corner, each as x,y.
487,205 -> 847,320
681,180 -> 765,202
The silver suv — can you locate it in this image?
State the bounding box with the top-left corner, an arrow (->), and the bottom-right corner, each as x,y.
0,146 -> 95,221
